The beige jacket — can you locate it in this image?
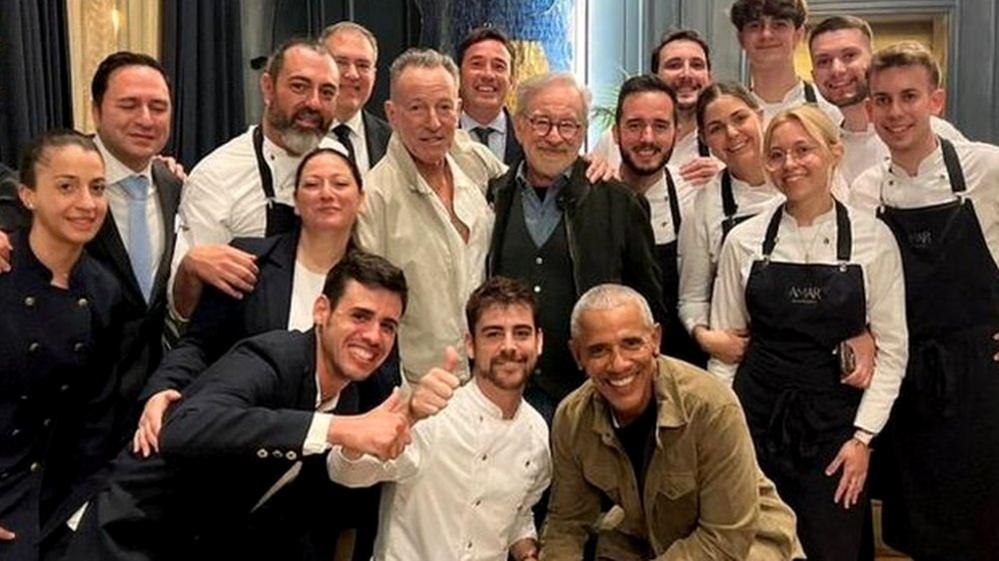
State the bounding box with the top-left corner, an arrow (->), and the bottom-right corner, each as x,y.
541,357 -> 803,561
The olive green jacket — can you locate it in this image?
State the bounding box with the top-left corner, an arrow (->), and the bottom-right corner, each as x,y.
541,356 -> 803,561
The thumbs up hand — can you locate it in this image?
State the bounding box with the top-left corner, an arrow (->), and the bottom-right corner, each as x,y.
409,347 -> 462,421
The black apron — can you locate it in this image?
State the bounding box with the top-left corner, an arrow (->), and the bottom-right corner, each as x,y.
803,81 -> 818,104
720,170 -> 758,242
733,201 -> 869,561
874,138 -> 999,560
658,170 -> 705,365
252,125 -> 300,236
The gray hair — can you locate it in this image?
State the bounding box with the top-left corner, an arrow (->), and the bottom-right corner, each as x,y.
321,21 -> 379,61
389,48 -> 459,99
570,284 -> 655,339
514,72 -> 592,122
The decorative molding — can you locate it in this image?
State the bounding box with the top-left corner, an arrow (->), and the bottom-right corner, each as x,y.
67,0 -> 161,133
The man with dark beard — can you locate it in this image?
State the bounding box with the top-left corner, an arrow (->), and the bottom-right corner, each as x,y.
329,277 -> 551,561
169,38 -> 347,317
613,75 -> 703,365
808,15 -> 966,185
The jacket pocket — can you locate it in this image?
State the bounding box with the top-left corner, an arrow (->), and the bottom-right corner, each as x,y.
657,471 -> 696,500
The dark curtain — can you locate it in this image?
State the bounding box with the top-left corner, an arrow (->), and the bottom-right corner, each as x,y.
161,0 -> 246,169
0,0 -> 73,168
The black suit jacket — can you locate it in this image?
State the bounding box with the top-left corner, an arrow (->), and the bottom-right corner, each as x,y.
0,161 -> 182,442
362,110 -> 391,168
66,330 -> 374,561
502,108 -> 524,166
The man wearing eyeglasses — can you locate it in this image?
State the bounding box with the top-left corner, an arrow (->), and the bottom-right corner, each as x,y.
486,73 -> 665,423
321,22 -> 391,174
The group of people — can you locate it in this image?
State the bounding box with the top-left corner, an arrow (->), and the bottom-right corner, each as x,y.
0,0 -> 997,560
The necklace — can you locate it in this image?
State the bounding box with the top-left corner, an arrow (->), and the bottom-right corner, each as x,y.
788,219 -> 829,264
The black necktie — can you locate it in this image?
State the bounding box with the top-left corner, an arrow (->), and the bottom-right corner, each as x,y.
332,124 -> 356,164
471,126 -> 492,145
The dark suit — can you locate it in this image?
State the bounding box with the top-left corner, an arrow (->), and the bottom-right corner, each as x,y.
487,158 -> 665,415
362,110 -> 391,169
66,329 -> 376,561
501,108 -> 524,166
139,228 -> 399,419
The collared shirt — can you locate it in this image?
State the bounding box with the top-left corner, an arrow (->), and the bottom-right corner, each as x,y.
95,136 -> 165,280
357,131 -> 506,381
643,170 -> 698,246
328,380 -> 551,561
753,80 -> 842,129
840,117 -> 967,187
330,110 -> 372,174
850,139 -> 999,268
514,161 -> 571,247
592,126 -> 721,172
710,203 -> 909,433
461,110 -> 508,162
677,172 -> 783,336
288,261 -> 327,331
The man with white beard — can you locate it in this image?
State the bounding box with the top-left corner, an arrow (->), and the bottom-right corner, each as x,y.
169,38 -> 347,317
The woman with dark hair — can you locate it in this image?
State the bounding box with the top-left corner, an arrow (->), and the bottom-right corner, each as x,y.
134,147 -> 396,455
0,130 -> 123,560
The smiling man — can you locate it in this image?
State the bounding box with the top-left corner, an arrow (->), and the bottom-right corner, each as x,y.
329,277 -> 550,561
540,284 -> 802,561
322,22 -> 391,174
487,73 -> 665,423
849,42 -> 999,561
808,15 -> 966,185
457,27 -> 524,165
169,38 -> 347,318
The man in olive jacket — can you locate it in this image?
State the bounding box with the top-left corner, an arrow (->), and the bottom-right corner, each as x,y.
487,73 -> 665,423
541,284 -> 802,561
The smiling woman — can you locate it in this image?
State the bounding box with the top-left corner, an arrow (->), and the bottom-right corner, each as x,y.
0,130 -> 124,561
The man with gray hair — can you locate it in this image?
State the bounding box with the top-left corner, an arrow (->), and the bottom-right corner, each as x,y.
542,283 -> 802,560
321,21 -> 391,173
487,73 -> 665,422
356,47 -> 507,382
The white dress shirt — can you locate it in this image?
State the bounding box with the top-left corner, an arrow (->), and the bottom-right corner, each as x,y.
287,261 -> 327,330
461,110 -> 508,162
840,116 -> 967,186
330,110 -> 372,174
709,203 -> 908,434
753,80 -> 842,129
677,172 -> 783,336
592,125 -> 718,172
850,139 -> 999,268
643,170 -> 698,246
357,131 -> 506,382
95,136 -> 165,281
328,380 -> 551,561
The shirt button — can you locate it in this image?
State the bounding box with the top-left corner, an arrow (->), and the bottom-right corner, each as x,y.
467,541 -> 473,549
535,257 -> 543,265
24,296 -> 36,307
60,384 -> 70,392
30,462 -> 42,473
271,450 -> 283,459
473,499 -> 482,507
77,297 -> 89,308
11,428 -> 20,437
533,285 -> 541,294
42,418 -> 52,427
28,342 -> 41,353
481,454 -> 488,461
73,342 -> 86,353
256,449 -> 268,459
19,394 -> 28,402
286,451 -> 298,461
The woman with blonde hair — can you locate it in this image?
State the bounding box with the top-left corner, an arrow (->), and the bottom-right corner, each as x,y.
710,105 -> 908,560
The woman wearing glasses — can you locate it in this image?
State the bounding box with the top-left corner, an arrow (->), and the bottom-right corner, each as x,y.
711,105 -> 908,561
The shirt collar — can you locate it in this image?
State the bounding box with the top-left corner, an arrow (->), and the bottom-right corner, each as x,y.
888,138 -> 944,179
333,110 -> 365,138
94,134 -> 152,186
314,373 -> 342,412
460,110 -> 506,135
466,377 -> 521,420
515,160 -> 572,191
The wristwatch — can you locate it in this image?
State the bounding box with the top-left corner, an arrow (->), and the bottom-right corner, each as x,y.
852,428 -> 874,446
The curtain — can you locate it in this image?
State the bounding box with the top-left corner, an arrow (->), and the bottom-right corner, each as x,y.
0,0 -> 74,168
161,0 -> 246,168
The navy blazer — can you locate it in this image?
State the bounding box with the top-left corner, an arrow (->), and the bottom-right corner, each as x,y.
362,110 -> 392,168
66,330 -> 376,561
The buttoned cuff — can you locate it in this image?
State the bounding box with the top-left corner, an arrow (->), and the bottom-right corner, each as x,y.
304,413 -> 333,456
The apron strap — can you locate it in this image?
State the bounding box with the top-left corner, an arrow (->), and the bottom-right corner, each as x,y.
803,81 -> 818,104
939,137 -> 967,194
721,170 -> 738,220
761,200 -> 854,262
697,137 -> 710,158
665,167 -> 682,236
252,125 -> 277,204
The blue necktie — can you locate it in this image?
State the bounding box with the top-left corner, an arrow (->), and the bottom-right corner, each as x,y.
121,175 -> 153,302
